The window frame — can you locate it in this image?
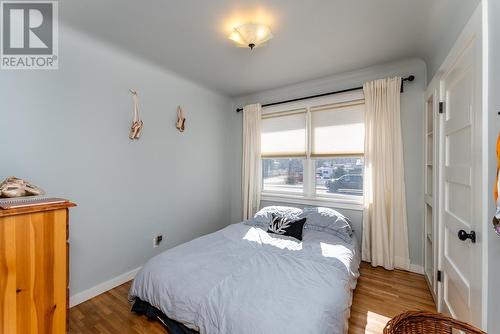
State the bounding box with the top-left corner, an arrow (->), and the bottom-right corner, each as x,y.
260,92 -> 365,211
261,157 -> 305,195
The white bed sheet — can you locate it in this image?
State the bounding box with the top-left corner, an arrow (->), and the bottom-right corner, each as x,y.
129,222 -> 360,334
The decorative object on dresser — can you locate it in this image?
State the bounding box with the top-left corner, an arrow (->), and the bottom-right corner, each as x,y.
0,176 -> 45,198
129,89 -> 143,140
0,200 -> 76,334
175,106 -> 186,132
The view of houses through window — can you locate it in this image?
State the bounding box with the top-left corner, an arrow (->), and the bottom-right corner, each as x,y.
262,157 -> 364,197
315,158 -> 363,196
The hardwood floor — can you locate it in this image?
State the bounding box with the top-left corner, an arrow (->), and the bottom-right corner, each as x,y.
349,262 -> 435,333
69,262 -> 435,334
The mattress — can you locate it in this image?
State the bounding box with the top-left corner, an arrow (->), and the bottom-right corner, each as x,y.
129,222 -> 360,334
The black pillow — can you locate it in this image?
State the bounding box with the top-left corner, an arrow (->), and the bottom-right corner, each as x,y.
267,214 -> 307,241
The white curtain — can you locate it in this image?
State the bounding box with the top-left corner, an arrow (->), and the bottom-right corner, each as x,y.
362,77 -> 410,271
242,104 -> 262,220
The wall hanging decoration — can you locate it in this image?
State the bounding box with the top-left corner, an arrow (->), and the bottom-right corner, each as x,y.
129,89 -> 144,140
493,131 -> 500,235
0,176 -> 45,198
176,105 -> 186,132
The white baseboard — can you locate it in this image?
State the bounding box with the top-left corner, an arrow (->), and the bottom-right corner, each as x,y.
69,266 -> 141,308
409,264 -> 424,275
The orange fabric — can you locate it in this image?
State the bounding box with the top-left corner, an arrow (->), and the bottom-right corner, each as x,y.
496,132 -> 500,202
493,133 -> 500,203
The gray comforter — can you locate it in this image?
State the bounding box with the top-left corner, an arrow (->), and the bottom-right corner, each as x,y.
129,222 -> 360,334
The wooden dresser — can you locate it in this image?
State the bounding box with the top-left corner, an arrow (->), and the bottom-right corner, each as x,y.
0,201 -> 75,334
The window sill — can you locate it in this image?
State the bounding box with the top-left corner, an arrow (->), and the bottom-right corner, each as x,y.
260,193 -> 364,211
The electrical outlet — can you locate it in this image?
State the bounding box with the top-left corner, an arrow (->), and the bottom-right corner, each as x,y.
153,234 -> 163,248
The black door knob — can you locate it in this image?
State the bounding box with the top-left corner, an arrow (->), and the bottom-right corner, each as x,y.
458,230 -> 476,243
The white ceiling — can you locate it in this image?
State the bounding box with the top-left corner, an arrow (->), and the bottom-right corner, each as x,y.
61,0 -> 479,97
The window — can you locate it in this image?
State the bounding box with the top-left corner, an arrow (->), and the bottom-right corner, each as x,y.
263,158 -> 304,194
260,92 -> 365,207
315,158 -> 364,196
310,102 -> 364,157
261,109 -> 307,158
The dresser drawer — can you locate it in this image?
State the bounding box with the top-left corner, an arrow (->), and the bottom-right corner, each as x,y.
0,207 -> 70,334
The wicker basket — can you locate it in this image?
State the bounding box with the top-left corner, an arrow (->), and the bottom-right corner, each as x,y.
383,311 -> 486,334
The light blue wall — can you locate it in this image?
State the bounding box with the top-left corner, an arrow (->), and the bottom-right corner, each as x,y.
230,58 -> 427,268
0,26 -> 233,297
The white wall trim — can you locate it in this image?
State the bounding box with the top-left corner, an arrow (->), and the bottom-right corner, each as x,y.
69,267 -> 141,308
261,194 -> 363,211
367,263 -> 424,275
409,263 -> 425,275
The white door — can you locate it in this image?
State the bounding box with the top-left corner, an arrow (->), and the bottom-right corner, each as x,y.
439,34 -> 482,326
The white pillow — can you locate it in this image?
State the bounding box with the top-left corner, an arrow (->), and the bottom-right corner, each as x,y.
252,206 -> 303,225
301,207 -> 353,238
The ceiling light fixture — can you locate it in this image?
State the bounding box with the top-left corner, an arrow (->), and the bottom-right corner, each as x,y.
228,23 -> 273,50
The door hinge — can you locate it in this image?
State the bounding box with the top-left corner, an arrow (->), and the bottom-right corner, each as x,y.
439,102 -> 445,114
437,270 -> 442,282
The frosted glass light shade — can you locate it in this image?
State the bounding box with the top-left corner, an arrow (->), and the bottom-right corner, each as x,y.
229,23 -> 273,49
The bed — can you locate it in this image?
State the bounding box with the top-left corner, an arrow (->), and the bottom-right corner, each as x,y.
129,206 -> 361,334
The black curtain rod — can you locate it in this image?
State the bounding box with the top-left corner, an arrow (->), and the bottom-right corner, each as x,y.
235,75 -> 415,112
